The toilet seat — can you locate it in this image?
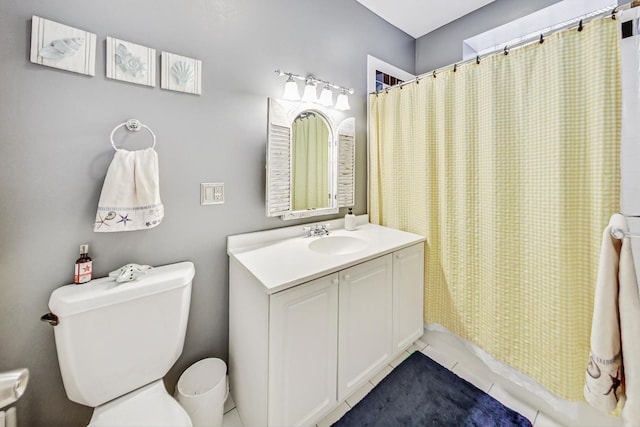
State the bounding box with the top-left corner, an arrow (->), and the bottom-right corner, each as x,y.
88,380 -> 192,427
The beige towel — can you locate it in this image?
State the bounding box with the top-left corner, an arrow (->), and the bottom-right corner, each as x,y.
585,214 -> 640,425
620,229 -> 640,426
94,148 -> 163,232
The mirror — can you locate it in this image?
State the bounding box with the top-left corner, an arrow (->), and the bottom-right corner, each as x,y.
266,98 -> 355,220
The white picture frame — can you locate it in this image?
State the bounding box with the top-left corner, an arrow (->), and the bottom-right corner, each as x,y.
106,37 -> 156,87
30,16 -> 97,76
161,51 -> 202,95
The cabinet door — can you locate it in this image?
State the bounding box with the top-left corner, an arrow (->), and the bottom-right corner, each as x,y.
393,244 -> 425,356
268,274 -> 339,427
338,255 -> 393,401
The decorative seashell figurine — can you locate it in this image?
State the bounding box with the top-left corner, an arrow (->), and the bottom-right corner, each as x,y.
109,263 -> 153,283
171,61 -> 194,87
39,38 -> 84,60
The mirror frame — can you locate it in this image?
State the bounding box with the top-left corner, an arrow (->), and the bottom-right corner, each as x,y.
266,98 -> 355,220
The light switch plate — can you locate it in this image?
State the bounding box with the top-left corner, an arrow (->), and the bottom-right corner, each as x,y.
201,182 -> 224,205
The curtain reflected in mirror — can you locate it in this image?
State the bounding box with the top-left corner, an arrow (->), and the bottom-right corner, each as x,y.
292,112 -> 330,210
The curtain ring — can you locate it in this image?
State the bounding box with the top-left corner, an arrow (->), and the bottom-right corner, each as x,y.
453,64 -> 457,72
612,7 -> 618,20
578,19 -> 583,32
539,34 -> 544,44
476,55 -> 481,65
432,70 -> 436,79
416,78 -> 420,84
504,46 -> 509,55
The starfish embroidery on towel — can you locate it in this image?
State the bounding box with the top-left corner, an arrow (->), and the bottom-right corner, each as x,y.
603,368 -> 622,402
95,214 -> 111,229
117,214 -> 132,226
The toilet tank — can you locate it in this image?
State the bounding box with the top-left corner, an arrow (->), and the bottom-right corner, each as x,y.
48,262 -> 195,407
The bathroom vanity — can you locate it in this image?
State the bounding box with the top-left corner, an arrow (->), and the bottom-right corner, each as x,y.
227,216 -> 425,427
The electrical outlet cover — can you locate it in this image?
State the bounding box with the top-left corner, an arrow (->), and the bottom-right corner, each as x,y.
201,183 -> 224,205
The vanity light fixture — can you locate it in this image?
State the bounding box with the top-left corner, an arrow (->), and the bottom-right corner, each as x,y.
275,69 -> 354,110
335,89 -> 350,111
318,84 -> 333,107
301,78 -> 318,103
282,74 -> 301,101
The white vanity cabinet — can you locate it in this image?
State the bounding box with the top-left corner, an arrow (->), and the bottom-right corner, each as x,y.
269,274 -> 339,427
228,221 -> 425,427
337,254 -> 393,401
392,244 -> 425,356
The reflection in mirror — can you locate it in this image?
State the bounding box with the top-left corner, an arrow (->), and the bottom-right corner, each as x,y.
266,98 -> 355,220
292,112 -> 330,210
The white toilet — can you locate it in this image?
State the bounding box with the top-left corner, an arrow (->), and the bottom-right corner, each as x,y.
46,261 -> 195,426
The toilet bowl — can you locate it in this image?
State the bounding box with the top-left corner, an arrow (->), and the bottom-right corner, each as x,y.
45,262 -> 195,426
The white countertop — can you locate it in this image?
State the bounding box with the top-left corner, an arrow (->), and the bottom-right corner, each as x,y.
227,216 -> 425,294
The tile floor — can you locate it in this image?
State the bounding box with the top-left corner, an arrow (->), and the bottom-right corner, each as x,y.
221,327 -> 622,427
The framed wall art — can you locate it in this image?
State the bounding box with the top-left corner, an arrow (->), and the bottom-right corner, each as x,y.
160,51 -> 202,95
106,37 -> 156,87
30,15 -> 97,76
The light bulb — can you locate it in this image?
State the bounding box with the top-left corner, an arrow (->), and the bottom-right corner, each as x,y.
282,75 -> 300,101
335,90 -> 350,111
301,79 -> 318,103
318,85 -> 333,107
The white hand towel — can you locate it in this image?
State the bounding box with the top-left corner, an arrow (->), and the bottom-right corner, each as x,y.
585,213 -> 640,426
619,227 -> 640,426
94,148 -> 163,232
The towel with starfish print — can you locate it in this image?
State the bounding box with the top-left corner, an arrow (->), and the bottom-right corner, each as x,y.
94,147 -> 163,232
585,213 -> 640,426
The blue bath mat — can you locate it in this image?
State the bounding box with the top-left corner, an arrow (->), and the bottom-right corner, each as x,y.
333,351 -> 532,427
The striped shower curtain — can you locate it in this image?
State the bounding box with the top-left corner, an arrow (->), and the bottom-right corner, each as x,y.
369,17 -> 620,400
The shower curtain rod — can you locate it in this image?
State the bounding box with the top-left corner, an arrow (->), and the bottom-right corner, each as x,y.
373,2 -> 632,94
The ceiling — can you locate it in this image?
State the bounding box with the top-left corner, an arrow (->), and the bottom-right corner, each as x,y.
356,0 -> 497,39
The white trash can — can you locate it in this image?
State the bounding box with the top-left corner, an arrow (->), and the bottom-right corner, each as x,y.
175,358 -> 228,427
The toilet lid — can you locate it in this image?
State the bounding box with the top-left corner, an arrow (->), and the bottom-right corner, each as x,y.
88,380 -> 192,427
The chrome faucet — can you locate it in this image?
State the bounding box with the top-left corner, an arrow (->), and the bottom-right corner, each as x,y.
303,224 -> 330,237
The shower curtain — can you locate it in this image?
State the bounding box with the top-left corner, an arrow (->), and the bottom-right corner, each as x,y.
292,114 -> 330,210
369,18 -> 620,400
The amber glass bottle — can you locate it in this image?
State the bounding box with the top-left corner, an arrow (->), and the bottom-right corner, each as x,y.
74,244 -> 92,284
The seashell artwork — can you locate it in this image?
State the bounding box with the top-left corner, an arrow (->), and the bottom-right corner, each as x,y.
39,37 -> 84,60
171,61 -> 193,87
114,43 -> 147,77
106,37 -> 155,87
30,16 -> 96,76
161,52 -> 202,95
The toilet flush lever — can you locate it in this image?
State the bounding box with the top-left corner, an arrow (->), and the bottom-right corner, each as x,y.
40,312 -> 58,326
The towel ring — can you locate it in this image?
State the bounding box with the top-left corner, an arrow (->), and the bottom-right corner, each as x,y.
110,119 -> 156,151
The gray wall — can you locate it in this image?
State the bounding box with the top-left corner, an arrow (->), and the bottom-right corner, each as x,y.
415,0 -> 566,73
0,1 -> 414,425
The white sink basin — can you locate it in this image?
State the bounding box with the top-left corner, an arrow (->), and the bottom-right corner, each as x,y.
308,235 -> 367,255
228,221 -> 426,293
